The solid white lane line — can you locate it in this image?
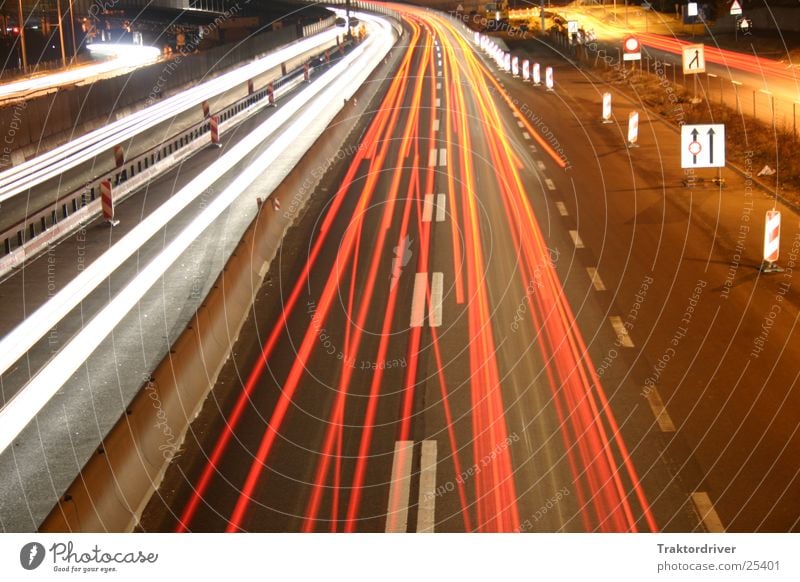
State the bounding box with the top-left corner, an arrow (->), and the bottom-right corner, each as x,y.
555,201 -> 568,216
586,267 -> 606,291
430,272 -> 443,327
646,388 -> 676,432
545,178 -> 556,190
536,160 -> 546,171
433,118 -> 440,132
428,148 -> 437,167
439,148 -> 447,167
691,492 -> 725,532
417,440 -> 438,533
522,132 -> 531,140
609,316 -> 634,347
422,194 -> 434,223
385,441 -> 415,533
569,230 -> 584,249
435,193 -> 446,222
410,273 -> 427,327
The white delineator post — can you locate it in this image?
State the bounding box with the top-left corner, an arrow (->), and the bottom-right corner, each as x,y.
522,59 -> 530,81
533,62 -> 541,85
627,111 -> 639,147
545,66 -> 554,91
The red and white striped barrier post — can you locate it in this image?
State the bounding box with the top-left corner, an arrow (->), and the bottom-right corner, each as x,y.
532,62 -> 541,85
503,52 -> 511,73
202,100 -> 209,118
100,179 -> 119,226
272,197 -> 281,212
545,66 -> 554,91
267,83 -> 275,106
762,210 -> 783,272
511,55 -> 519,77
113,145 -> 125,168
602,92 -> 613,124
247,79 -> 254,95
210,115 -> 221,147
304,62 -> 310,82
325,50 -> 330,65
522,59 -> 530,82
627,111 -> 639,148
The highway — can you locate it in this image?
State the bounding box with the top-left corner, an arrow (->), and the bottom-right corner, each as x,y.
0,10 -> 394,531
140,6 -> 697,533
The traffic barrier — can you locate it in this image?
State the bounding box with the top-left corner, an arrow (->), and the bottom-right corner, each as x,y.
248,79 -> 254,95
522,59 -> 530,82
100,180 -> 118,226
202,100 -> 210,117
304,62 -> 311,82
627,111 -> 639,147
210,115 -> 221,146
113,145 -> 125,168
268,82 -> 276,106
545,66 -> 554,91
533,62 -> 541,85
762,210 -> 782,272
602,92 -> 612,124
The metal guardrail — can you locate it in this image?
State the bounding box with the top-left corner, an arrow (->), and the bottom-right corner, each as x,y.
0,40 -> 352,277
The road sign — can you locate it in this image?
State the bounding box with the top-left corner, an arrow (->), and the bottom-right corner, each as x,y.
682,43 -> 705,74
681,124 -> 725,168
568,21 -> 578,35
623,36 -> 641,61
730,0 -> 742,15
627,111 -> 639,147
602,92 -> 612,123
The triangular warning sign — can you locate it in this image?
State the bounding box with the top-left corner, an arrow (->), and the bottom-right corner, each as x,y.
456,3 -> 464,10
730,0 -> 742,15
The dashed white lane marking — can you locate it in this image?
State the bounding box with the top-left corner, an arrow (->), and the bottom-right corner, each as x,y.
555,201 -> 568,216
609,315 -> 634,348
422,194 -> 434,223
438,59 -> 443,67
522,132 -> 531,140
516,120 -> 524,128
439,148 -> 447,167
545,178 -> 556,191
417,440 -> 438,533
437,82 -> 441,90
529,144 -> 538,152
645,388 -> 676,432
410,273 -> 427,327
569,230 -> 584,249
586,267 -> 606,291
385,441 -> 414,532
428,148 -> 437,167
691,492 -> 725,533
536,160 -> 546,171
435,97 -> 441,107
513,111 -> 520,118
430,272 -> 443,327
435,193 -> 446,222
433,118 -> 440,132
